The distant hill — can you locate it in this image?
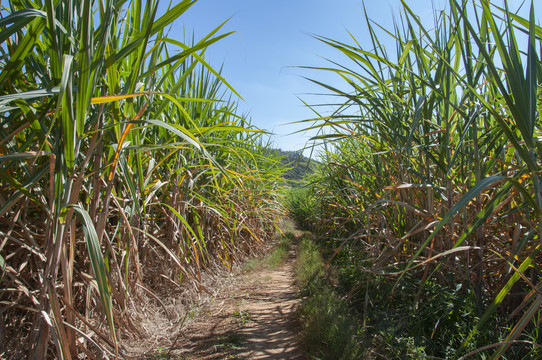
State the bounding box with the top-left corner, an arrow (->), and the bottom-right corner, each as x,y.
269,149 -> 317,183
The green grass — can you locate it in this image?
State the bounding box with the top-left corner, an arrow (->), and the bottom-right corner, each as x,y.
242,235 -> 293,272
294,236 -> 363,360
294,236 -> 323,291
263,237 -> 292,269
298,287 -> 363,360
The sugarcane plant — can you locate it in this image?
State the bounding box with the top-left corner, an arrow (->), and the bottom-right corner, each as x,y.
0,0 -> 285,358
300,0 -> 542,357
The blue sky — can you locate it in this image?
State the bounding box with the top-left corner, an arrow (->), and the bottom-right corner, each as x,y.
167,0 -> 539,154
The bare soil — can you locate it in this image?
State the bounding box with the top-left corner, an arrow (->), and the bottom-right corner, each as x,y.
169,244 -> 306,360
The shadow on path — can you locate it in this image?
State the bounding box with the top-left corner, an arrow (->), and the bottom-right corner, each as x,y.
173,246 -> 306,360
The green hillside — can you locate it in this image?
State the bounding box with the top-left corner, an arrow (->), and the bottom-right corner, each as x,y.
271,149 -> 316,183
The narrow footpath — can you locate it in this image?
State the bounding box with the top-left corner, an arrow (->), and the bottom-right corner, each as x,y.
172,243 -> 306,359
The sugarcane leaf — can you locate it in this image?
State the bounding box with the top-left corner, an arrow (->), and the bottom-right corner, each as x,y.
460,244 -> 541,354
491,293 -> 542,359
68,205 -> 117,353
401,176 -> 505,276
58,55 -> 75,171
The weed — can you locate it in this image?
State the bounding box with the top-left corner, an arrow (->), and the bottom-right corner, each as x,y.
151,347 -> 177,359
233,311 -> 252,324
215,334 -> 244,350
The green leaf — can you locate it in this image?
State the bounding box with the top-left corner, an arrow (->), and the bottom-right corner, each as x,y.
400,176 -> 506,277
68,205 -> 117,353
58,55 -> 75,172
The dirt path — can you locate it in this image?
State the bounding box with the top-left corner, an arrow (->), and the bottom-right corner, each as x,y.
172,245 -> 306,360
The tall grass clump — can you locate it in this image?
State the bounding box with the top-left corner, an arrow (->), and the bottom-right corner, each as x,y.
301,0 -> 542,358
0,0 -> 285,358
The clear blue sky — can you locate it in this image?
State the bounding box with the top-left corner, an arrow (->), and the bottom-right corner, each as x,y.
164,0 -> 539,154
